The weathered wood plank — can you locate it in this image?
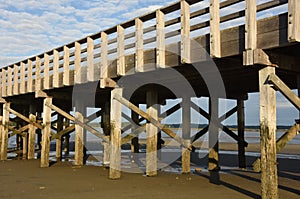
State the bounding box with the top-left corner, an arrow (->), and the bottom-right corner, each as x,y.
74,42 -> 82,84
63,46 -> 70,85
117,25 -> 125,76
20,62 -> 26,94
100,32 -> 108,88
7,67 -> 12,96
28,104 -> 36,160
53,50 -> 60,88
1,69 -> 7,97
182,97 -> 191,174
75,103 -> 85,166
245,0 -> 257,50
156,10 -> 165,68
0,103 -> 9,160
259,66 -> 278,199
43,53 -> 50,89
210,0 -> 221,58
87,37 -> 95,81
35,56 -> 42,92
135,18 -> 144,72
40,97 -> 52,168
181,0 -> 191,63
109,88 -> 123,179
288,0 -> 300,42
13,64 -> 19,95
146,89 -> 158,176
27,60 -> 34,93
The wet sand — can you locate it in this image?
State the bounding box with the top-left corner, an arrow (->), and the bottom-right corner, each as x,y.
0,143 -> 299,199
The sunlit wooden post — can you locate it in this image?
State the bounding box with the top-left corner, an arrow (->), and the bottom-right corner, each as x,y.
0,102 -> 9,160
210,0 -> 221,58
28,104 -> 37,160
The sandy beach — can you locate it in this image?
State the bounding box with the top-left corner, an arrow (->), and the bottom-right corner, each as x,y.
0,142 -> 299,199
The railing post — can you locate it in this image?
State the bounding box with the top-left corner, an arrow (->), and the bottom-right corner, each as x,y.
13,64 -> 19,95
74,42 -> 82,84
156,10 -> 165,68
27,59 -> 33,93
180,0 -> 191,64
63,46 -> 70,85
1,69 -> 7,97
100,32 -> 108,88
210,0 -> 221,58
35,56 -> 41,93
44,53 -> 50,89
288,0 -> 300,42
20,62 -> 26,94
7,67 -> 12,96
87,37 -> 95,81
117,25 -> 125,76
53,49 -> 60,88
135,18 -> 144,72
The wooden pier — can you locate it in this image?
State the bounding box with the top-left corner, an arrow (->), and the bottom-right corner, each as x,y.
0,0 -> 300,198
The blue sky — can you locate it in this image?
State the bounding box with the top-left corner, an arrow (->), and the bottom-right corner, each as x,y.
0,0 -> 297,126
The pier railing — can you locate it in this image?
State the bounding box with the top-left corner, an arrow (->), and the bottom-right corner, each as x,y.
1,0 -> 296,98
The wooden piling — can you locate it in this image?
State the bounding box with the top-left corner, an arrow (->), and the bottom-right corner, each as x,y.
182,97 -> 191,174
63,118 -> 70,155
56,114 -> 64,161
28,104 -> 36,160
75,102 -> 85,166
146,89 -> 158,177
131,105 -> 139,155
40,97 -> 52,168
237,99 -> 246,168
208,98 -> 219,171
259,66 -> 278,199
0,103 -> 9,160
109,88 -> 123,179
102,102 -> 111,167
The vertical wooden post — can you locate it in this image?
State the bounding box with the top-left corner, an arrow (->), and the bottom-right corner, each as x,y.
146,89 -> 158,176
180,0 -> 190,64
22,131 -> 28,160
53,50 -> 60,88
117,25 -> 125,76
102,101 -> 111,167
0,103 -> 9,160
259,66 -> 278,199
288,0 -> 300,42
87,37 -> 95,81
208,98 -> 219,171
63,118 -> 70,155
35,56 -> 42,96
100,32 -> 108,88
75,102 -> 85,166
28,104 -> 36,160
56,114 -> 64,161
1,69 -> 7,97
156,10 -> 165,68
13,64 -> 19,95
20,62 -> 26,94
135,18 -> 144,72
109,88 -> 123,179
63,46 -> 70,86
74,42 -> 82,84
182,97 -> 191,174
27,59 -> 33,93
40,97 -> 52,168
7,67 -> 12,96
237,99 -> 246,168
210,0 -> 221,58
131,106 -> 139,155
244,0 -> 257,65
44,53 -> 50,89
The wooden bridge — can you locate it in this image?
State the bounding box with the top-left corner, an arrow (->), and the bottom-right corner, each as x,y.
0,0 -> 300,198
